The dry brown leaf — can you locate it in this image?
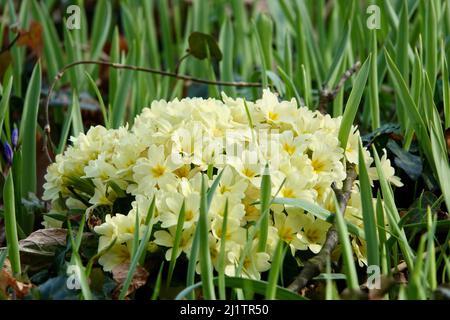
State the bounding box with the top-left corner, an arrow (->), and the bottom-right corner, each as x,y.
17,21 -> 43,56
13,228 -> 68,273
111,263 -> 149,299
0,259 -> 33,299
0,50 -> 12,80
19,228 -> 67,255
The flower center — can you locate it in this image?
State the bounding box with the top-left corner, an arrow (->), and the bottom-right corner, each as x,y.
282,188 -> 295,198
305,228 -> 320,243
242,167 -> 255,178
283,143 -> 296,155
280,227 -> 293,241
151,164 -> 166,178
268,111 -> 279,121
185,210 -> 194,221
311,159 -> 325,173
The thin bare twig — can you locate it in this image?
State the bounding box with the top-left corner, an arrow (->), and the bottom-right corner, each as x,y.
42,60 -> 263,161
317,61 -> 361,113
287,163 -> 357,293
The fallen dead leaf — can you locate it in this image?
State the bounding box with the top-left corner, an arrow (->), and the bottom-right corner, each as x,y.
0,228 -> 96,273
19,228 -> 67,253
111,263 -> 149,299
15,228 -> 68,273
0,259 -> 33,299
17,21 -> 43,57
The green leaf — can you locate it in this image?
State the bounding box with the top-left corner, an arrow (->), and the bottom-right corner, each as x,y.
369,30 -> 380,130
186,169 -> 224,299
119,197 -> 156,300
338,55 -> 371,148
85,71 -> 108,128
254,13 -> 273,71
151,262 -> 164,300
30,0 -> 63,81
372,146 -> 414,270
277,66 -> 303,107
0,249 -> 7,270
0,75 -> 13,132
258,164 -> 271,252
332,193 -> 359,290
70,91 -> 84,137
430,124 -> 450,216
90,0 -> 112,61
384,49 -> 433,167
423,0 -> 437,91
218,198 -> 229,300
20,62 -> 41,197
272,197 -> 364,239
112,42 -> 136,128
188,32 -> 223,61
442,43 -> 450,129
358,142 -> 379,267
198,174 -> 216,299
219,18 -> 236,97
3,171 -> 21,275
176,277 -> 307,300
167,201 -> 186,286
265,240 -> 285,300
71,251 -> 93,300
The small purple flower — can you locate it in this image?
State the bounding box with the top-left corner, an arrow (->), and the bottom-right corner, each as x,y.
3,141 -> 13,165
12,127 -> 18,149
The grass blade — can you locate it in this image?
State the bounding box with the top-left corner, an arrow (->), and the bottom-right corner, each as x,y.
0,75 -> 13,132
219,18 -> 236,97
119,197 -> 156,300
338,55 -> 371,148
272,197 -> 364,238
151,262 -> 164,300
85,71 -> 108,128
3,171 -> 21,275
358,142 -> 379,267
19,62 -> 41,198
70,91 -> 84,137
265,240 -> 285,300
369,30 -> 380,130
372,146 -> 414,270
90,0 -> 112,61
218,198 -> 229,300
442,43 -> 450,129
332,193 -> 359,291
176,277 -> 306,300
198,174 -> 216,299
167,201 -> 186,286
258,164 -> 271,252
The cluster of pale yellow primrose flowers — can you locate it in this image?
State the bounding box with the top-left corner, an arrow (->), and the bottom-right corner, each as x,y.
43,90 -> 402,279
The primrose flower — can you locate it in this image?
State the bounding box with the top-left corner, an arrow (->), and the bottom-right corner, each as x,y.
153,225 -> 196,261
296,213 -> 331,253
159,191 -> 200,229
368,148 -> 403,187
98,243 -> 132,272
225,243 -> 271,280
42,90 -> 402,276
132,144 -> 180,194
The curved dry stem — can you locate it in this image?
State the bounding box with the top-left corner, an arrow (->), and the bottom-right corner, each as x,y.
287,163 -> 357,293
42,60 -> 263,161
